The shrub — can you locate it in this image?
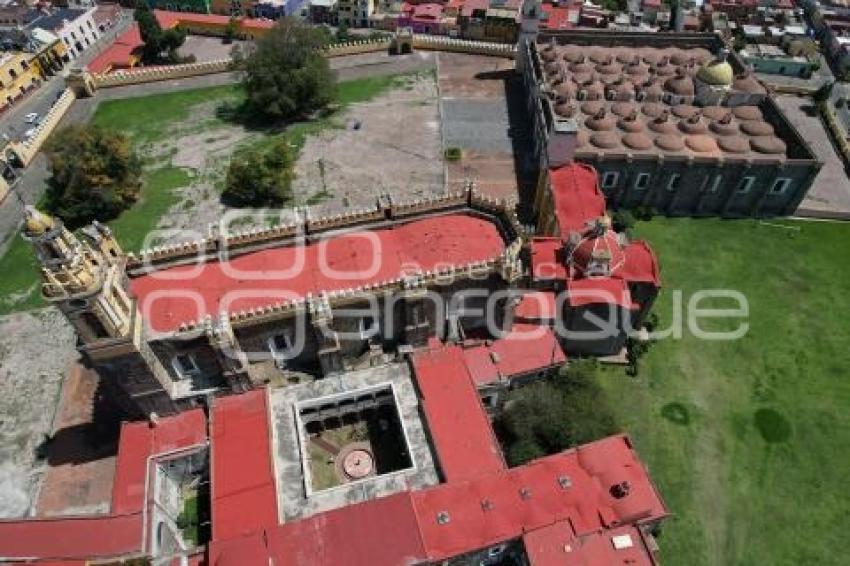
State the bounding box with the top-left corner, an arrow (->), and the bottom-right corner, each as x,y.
444,146 -> 462,161
222,139 -> 295,207
612,209 -> 636,232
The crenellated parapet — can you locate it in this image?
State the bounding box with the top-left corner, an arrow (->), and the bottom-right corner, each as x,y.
126,185 -> 522,274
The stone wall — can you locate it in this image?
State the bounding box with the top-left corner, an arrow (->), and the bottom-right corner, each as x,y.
7,88 -> 77,168
91,58 -> 233,89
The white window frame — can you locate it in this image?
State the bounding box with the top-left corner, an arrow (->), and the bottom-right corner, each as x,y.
601,171 -> 619,189
634,172 -> 650,190
708,174 -> 722,193
358,315 -> 378,340
172,353 -> 200,379
736,176 -> 755,194
268,332 -> 294,361
666,173 -> 681,192
770,178 -> 792,195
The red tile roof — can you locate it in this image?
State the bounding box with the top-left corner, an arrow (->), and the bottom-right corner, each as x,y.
211,389 -> 279,541
112,408 -> 208,514
567,277 -> 633,309
87,24 -> 142,73
412,345 -> 506,481
549,163 -> 606,235
460,323 -> 566,386
531,237 -> 568,281
0,410 -> 206,561
619,241 -> 661,286
130,214 -> 507,333
0,514 -> 143,561
524,523 -> 658,566
411,434 -> 668,561
514,290 -> 558,322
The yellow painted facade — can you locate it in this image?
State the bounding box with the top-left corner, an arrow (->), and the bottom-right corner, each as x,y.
0,40 -> 66,109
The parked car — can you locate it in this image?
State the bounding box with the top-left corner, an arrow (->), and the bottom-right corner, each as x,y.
24,112 -> 39,124
23,128 -> 36,140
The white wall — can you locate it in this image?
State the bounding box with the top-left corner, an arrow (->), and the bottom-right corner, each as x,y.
58,8 -> 100,60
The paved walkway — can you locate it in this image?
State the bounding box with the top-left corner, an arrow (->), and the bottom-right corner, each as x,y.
775,94 -> 850,218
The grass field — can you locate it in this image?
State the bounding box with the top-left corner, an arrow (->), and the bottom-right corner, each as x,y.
0,74 -> 416,314
601,217 -> 850,566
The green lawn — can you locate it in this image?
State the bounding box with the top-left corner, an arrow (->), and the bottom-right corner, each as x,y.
601,218 -> 850,566
0,74 -> 422,314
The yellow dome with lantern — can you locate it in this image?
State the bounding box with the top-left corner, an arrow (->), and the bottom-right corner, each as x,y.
696,59 -> 734,87
23,207 -> 54,236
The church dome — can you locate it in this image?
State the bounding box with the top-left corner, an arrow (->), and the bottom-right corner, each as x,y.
718,136 -> 749,154
590,131 -> 621,149
750,136 -> 787,155
641,102 -> 666,118
685,135 -> 719,153
697,59 -> 734,86
710,118 -> 738,136
664,74 -> 695,96
701,106 -> 730,120
581,101 -> 605,115
585,110 -> 616,131
679,115 -> 709,135
733,105 -> 763,121
612,101 -> 636,117
562,47 -> 585,63
672,104 -> 698,119
23,207 -> 54,236
740,120 -> 774,136
568,217 -> 626,276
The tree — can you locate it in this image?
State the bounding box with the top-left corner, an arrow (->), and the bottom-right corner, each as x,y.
495,360 -> 619,466
335,21 -> 350,43
222,139 -> 295,207
241,18 -> 336,121
223,17 -> 238,44
134,4 -> 187,64
44,125 -> 142,228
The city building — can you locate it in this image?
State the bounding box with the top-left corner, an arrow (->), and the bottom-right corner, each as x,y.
27,6 -> 100,59
338,0 -> 374,27
740,41 -> 817,77
518,24 -> 822,217
0,26 -> 66,111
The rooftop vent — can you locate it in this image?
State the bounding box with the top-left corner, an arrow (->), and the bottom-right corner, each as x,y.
610,480 -> 631,499
436,511 -> 451,525
558,474 -> 573,489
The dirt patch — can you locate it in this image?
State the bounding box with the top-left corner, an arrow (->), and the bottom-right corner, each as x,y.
0,308 -> 75,518
292,73 -> 443,215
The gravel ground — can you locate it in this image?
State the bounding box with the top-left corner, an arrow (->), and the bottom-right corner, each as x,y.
0,308 -> 75,518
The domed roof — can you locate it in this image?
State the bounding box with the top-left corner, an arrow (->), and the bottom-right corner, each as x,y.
685,135 -> 719,153
701,106 -> 730,120
710,119 -> 738,136
596,61 -> 622,75
718,136 -> 750,153
626,61 -> 650,76
611,101 -> 636,117
569,61 -> 595,74
569,218 -> 626,276
599,73 -> 621,85
642,83 -> 666,102
652,62 -> 677,76
692,49 -> 714,64
672,104 -> 698,119
697,59 -> 734,86
649,113 -> 678,134
669,51 -> 688,65
617,51 -> 636,64
590,131 -> 621,149
617,112 -> 644,132
641,102 -> 666,118
571,71 -> 594,86
641,50 -> 663,65
581,82 -> 605,100
613,82 -> 635,100
622,132 -> 653,150
655,134 -> 685,151
553,80 -> 576,98
23,207 -> 54,236
581,101 -> 605,115
554,101 -> 576,117
733,105 -> 763,121
541,46 -> 558,62
589,50 -> 610,64
740,120 -> 774,136
750,136 -> 787,155
679,115 -> 709,135
562,47 -> 585,63
585,110 -> 616,131
664,74 -> 695,96
733,74 -> 767,94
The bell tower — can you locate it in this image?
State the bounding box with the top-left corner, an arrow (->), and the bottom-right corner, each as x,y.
22,206 -> 132,343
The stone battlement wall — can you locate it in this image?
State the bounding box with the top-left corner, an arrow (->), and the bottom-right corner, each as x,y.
8,88 -> 77,168
92,58 -> 233,88
125,187 -> 521,274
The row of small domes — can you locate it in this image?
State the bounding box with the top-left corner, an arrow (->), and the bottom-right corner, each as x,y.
576,130 -> 786,154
